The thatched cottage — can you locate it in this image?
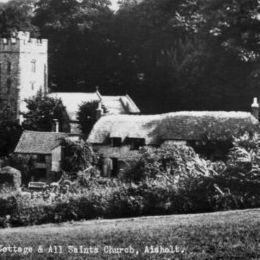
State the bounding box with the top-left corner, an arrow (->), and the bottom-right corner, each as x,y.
48,89 -> 140,134
88,103 -> 260,176
14,131 -> 69,182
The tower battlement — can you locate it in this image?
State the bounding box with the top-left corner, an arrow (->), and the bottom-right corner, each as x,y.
0,31 -> 47,53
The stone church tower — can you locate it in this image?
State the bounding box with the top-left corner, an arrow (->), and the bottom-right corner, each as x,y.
0,31 -> 48,121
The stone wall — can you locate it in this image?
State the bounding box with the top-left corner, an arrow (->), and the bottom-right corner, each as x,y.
0,32 -> 48,121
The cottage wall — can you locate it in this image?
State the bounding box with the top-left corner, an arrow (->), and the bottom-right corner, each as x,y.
162,140 -> 187,146
93,144 -> 141,160
51,146 -> 62,172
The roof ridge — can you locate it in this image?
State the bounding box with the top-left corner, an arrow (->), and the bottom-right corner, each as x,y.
23,130 -> 68,134
125,94 -> 141,113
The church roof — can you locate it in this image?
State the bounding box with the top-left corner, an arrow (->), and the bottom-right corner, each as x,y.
88,111 -> 259,145
48,92 -> 140,121
14,131 -> 68,154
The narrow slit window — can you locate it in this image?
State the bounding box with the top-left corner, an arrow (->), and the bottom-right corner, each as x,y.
7,61 -> 11,74
0,63 -> 1,88
31,60 -> 36,73
7,78 -> 11,94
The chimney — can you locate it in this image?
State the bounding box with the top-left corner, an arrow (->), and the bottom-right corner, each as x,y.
251,97 -> 259,120
95,86 -> 102,101
53,119 -> 59,133
96,102 -> 103,120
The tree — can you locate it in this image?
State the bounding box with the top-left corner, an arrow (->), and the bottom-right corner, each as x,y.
22,91 -> 69,132
61,138 -> 97,173
33,0 -> 114,91
0,0 -> 38,37
77,101 -> 101,137
0,119 -> 22,156
111,0 -> 260,113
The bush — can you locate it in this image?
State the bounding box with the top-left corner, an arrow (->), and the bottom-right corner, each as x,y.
205,133 -> 260,211
0,195 -> 17,217
3,139 -> 260,228
61,139 -> 98,173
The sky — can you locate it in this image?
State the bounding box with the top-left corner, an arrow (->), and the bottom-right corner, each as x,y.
0,0 -> 120,10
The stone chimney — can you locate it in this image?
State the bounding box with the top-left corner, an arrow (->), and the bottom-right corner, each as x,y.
96,101 -> 103,120
251,97 -> 259,120
53,119 -> 59,133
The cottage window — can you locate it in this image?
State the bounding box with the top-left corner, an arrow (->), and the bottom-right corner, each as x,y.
111,137 -> 122,147
37,155 -> 46,163
126,138 -> 145,150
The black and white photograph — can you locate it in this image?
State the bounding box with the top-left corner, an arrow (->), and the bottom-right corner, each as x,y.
0,0 -> 260,259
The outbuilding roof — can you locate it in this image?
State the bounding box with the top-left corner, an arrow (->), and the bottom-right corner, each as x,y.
14,131 -> 68,154
88,111 -> 259,145
48,92 -> 140,121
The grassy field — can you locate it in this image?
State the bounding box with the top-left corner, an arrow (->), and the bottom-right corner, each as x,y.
0,209 -> 260,259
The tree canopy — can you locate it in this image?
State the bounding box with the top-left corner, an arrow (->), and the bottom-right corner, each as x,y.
22,91 -> 69,132
0,0 -> 38,36
77,101 -> 101,137
1,0 -> 260,114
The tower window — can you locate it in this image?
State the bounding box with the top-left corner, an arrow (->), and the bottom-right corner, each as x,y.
0,63 -> 1,88
44,64 -> 47,90
31,60 -> 36,73
7,79 -> 11,94
7,61 -> 11,74
31,82 -> 35,91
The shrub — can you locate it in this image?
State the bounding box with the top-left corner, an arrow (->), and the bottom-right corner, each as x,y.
0,195 -> 18,217
0,166 -> 22,190
209,133 -> 260,210
4,139 -> 260,228
77,101 -> 108,137
61,139 -> 98,173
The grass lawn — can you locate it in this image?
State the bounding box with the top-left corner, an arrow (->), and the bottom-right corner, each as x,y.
0,209 -> 260,259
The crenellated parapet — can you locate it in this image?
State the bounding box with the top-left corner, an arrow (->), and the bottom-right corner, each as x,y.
0,31 -> 47,53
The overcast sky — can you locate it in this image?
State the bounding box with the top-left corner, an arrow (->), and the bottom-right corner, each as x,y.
0,0 -> 119,10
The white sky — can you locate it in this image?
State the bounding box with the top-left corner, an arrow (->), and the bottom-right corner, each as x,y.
110,0 -> 119,11
0,0 -> 120,10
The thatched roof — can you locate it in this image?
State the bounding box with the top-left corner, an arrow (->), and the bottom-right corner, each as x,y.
48,92 -> 140,121
88,111 -> 259,145
14,131 -> 68,154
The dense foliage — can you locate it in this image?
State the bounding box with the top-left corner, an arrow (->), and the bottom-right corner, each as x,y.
1,138 -> 260,227
0,0 -> 37,36
1,0 -> 259,113
61,138 -> 98,173
22,91 -> 69,132
0,109 -> 22,156
77,101 -> 101,136
212,133 -> 260,209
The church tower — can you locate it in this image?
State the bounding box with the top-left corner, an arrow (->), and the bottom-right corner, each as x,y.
0,31 -> 48,121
